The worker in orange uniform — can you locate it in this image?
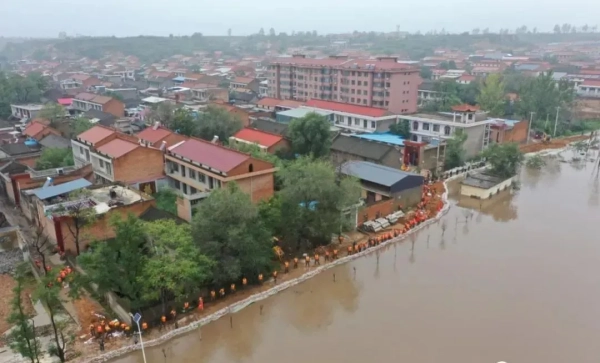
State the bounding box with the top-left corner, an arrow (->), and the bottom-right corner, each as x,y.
96,324 -> 104,336
170,308 -> 176,320
160,315 -> 167,330
219,288 -> 225,298
314,254 -> 320,266
305,255 -> 310,267
273,270 -> 278,282
347,246 -> 353,255
293,257 -> 298,269
242,277 -> 248,288
333,249 -> 338,259
198,297 -> 204,311
183,302 -> 190,311
141,322 -> 148,331
231,283 -> 236,293
258,273 -> 264,283
324,250 -> 330,262
284,261 -> 289,273
210,290 -> 216,301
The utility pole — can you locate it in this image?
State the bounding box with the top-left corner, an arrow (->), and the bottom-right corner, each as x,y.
553,106 -> 560,137
527,112 -> 535,144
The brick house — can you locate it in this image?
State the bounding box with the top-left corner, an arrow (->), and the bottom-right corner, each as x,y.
229,127 -> 290,154
165,138 -> 276,221
22,121 -> 62,141
72,92 -> 125,118
489,119 -> 528,144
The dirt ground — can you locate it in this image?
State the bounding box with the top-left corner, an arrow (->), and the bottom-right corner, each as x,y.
0,274 -> 35,341
519,135 -> 590,153
72,295 -> 107,335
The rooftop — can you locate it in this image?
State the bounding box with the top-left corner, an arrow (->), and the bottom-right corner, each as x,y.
96,138 -> 139,158
340,161 -> 419,187
304,100 -> 392,118
232,77 -> 255,84
277,107 -> 332,119
142,96 -> 170,104
168,138 -> 250,173
451,104 -> 480,112
350,132 -> 405,147
331,134 -> 395,161
462,172 -> 506,189
32,178 -> 92,200
39,134 -> 71,149
231,128 -> 283,148
23,122 -> 46,137
77,125 -> 115,145
74,92 -> 114,105
136,126 -> 173,143
257,97 -> 305,109
272,56 -> 416,71
581,79 -> 600,87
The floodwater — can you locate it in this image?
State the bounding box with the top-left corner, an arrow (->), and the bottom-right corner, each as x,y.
113,154 -> 600,363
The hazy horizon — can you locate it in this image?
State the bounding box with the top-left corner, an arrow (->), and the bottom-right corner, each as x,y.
1,0 -> 599,38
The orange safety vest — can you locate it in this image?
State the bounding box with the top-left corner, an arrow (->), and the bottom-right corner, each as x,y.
161,316 -> 166,323
242,278 -> 247,285
142,322 -> 148,330
273,271 -> 278,277
184,302 -> 190,309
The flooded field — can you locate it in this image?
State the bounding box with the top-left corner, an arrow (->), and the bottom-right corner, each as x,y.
113,156 -> 600,363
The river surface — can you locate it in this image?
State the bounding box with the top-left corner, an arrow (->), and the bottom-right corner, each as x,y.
113,155 -> 600,363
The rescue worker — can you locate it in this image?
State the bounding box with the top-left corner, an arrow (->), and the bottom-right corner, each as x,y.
120,322 -> 127,331
89,324 -> 95,337
324,250 -> 330,262
231,283 -> 236,293
293,257 -> 299,268
305,255 -> 310,267
333,249 -> 338,259
338,234 -> 344,245
242,277 -> 248,287
314,254 -> 320,266
258,273 -> 264,283
124,325 -> 131,337
210,290 -> 216,301
160,315 -> 167,330
354,244 -> 359,253
183,302 -> 190,311
198,297 -> 204,311
273,270 -> 278,283
170,308 -> 177,320
96,324 -> 104,336
219,288 -> 225,298
284,261 -> 289,273
141,322 -> 148,331
347,246 -> 353,255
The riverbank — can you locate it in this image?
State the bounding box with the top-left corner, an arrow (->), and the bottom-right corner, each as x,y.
73,183 -> 453,363
75,136 -> 588,363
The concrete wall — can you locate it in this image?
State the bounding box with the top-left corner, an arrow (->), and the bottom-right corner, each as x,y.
393,185 -> 423,208
462,124 -> 488,158
460,177 -> 514,199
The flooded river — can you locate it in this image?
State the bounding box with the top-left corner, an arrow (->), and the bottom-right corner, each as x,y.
113,156 -> 600,363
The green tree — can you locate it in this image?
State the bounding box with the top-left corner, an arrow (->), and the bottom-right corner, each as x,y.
420,66 -> 432,79
140,220 -> 213,314
35,148 -> 74,170
105,91 -> 124,102
192,183 -> 273,285
78,214 -> 148,309
482,143 -> 524,178
258,194 -> 283,237
146,102 -> 176,126
7,264 -> 42,363
288,112 -> 331,158
153,189 -> 178,215
195,105 -> 243,142
476,73 -> 506,117
389,119 -> 411,138
70,117 -> 94,138
517,71 -> 575,124
170,108 -> 197,136
443,129 -> 467,170
33,270 -> 72,362
56,189 -> 96,256
279,157 -> 361,249
37,103 -> 65,127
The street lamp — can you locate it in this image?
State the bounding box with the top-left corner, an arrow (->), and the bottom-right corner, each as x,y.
527,112 -> 535,144
129,312 -> 148,363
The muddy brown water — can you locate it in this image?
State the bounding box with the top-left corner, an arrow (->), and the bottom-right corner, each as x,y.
112,157 -> 600,363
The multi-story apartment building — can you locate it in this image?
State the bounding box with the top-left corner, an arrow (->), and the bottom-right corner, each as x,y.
72,92 -> 125,118
165,138 -> 276,221
10,104 -> 44,120
267,55 -> 420,114
398,104 -> 493,158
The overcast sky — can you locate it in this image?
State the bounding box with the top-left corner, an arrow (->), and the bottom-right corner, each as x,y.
1,0 -> 599,38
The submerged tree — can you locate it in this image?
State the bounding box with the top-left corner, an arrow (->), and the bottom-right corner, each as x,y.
482,143 -> 524,178
477,73 -> 506,117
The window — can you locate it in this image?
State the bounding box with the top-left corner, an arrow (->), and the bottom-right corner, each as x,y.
249,164 -> 254,173
423,123 -> 430,131
413,121 -> 419,131
189,169 -> 196,179
106,163 -> 112,175
182,183 -> 188,194
357,81 -> 362,86
99,159 -> 104,168
79,146 -> 84,155
371,121 -> 376,128
85,149 -> 90,161
386,82 -> 390,87
181,165 -> 186,177
351,89 -> 355,94
173,180 -> 181,189
197,172 -> 206,183
171,162 -> 179,172
363,99 -> 367,105
433,124 -> 440,132
444,126 -> 451,135
352,71 -> 356,76
351,98 -> 355,102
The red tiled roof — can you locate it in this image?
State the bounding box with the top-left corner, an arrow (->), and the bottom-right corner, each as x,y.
232,77 -> 255,84
232,128 -> 283,148
451,104 -> 480,112
579,69 -> 600,76
257,97 -> 304,109
458,74 -> 476,81
57,98 -> 72,106
23,122 -> 46,137
77,125 -> 115,145
169,139 -> 249,173
136,127 -> 172,143
304,99 -> 390,117
96,139 -> 139,158
582,79 -> 600,87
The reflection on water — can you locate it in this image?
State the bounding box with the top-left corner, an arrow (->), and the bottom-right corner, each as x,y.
113,162 -> 600,363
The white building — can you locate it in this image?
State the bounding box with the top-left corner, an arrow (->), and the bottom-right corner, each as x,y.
577,80 -> 600,98
10,104 -> 44,120
397,104 -> 493,158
